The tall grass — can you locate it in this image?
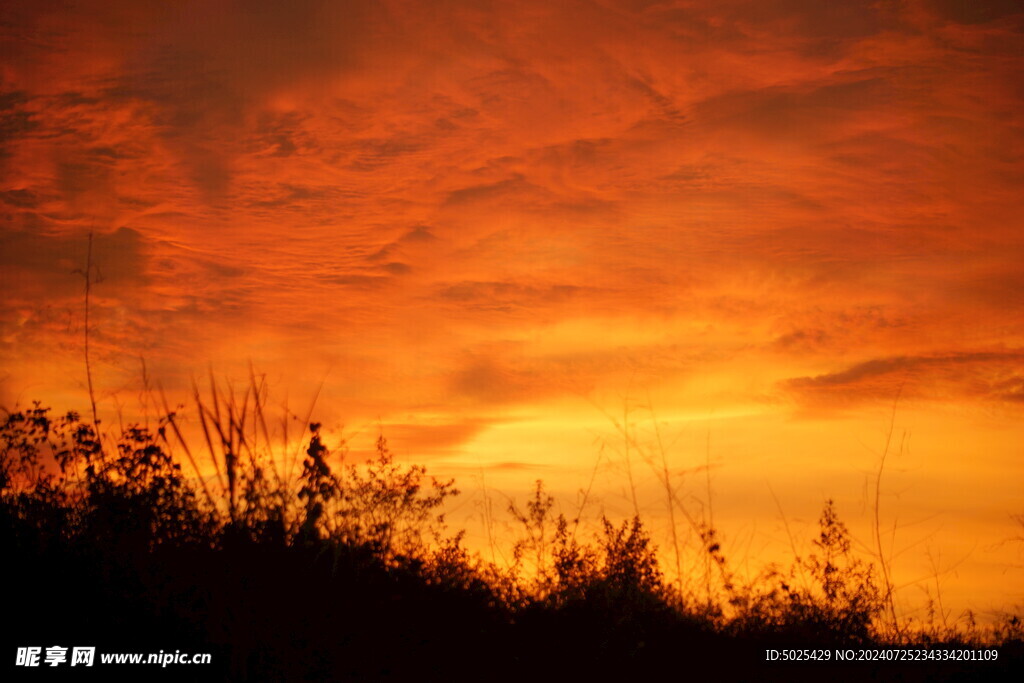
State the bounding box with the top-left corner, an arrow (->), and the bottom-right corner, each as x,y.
2,390 -> 1021,681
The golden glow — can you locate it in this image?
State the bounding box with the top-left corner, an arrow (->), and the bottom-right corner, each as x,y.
2,0 -> 1022,620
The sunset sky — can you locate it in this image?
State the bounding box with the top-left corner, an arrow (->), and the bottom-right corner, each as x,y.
2,0 -> 1023,619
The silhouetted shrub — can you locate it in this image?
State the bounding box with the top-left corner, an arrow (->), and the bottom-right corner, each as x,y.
3,402 -> 1020,682
727,500 -> 882,644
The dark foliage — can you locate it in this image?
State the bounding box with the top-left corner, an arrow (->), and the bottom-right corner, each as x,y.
2,404 -> 1020,682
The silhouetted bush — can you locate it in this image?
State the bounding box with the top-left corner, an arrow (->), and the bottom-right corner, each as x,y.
725,500 -> 882,644
2,403 -> 1020,681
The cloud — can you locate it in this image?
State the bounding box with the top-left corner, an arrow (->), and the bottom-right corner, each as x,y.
368,226 -> 439,262
64,0 -> 399,199
0,226 -> 148,293
703,0 -> 891,56
444,175 -> 542,207
0,91 -> 37,161
448,354 -> 536,406
785,351 -> 1024,405
1,0 -> 1023,435
693,76 -> 891,143
771,329 -> 831,353
437,280 -> 590,313
0,187 -> 39,208
374,418 -> 498,458
926,0 -> 1023,25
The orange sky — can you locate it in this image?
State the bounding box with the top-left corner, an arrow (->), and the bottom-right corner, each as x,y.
2,0 -> 1023,621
